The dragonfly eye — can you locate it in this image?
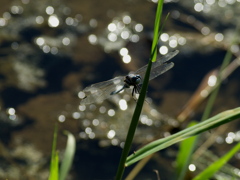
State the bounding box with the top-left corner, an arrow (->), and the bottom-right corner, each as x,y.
132,75 -> 141,84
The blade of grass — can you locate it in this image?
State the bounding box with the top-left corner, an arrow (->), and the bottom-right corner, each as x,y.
59,131 -> 76,180
177,50 -> 233,180
176,121 -> 197,179
48,125 -> 59,180
126,107 -> 240,166
115,0 -> 164,179
201,50 -> 232,121
151,0 -> 164,62
193,142 -> 240,180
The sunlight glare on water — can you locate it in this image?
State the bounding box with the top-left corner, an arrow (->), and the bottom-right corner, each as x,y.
108,109 -> 115,116
119,48 -> 128,56
122,55 -> 131,64
119,99 -> 128,110
108,23 -> 117,32
78,91 -> 85,99
62,37 -> 71,46
88,34 -> 98,45
72,112 -> 81,119
8,108 -> 16,115
36,16 -> 44,24
58,115 -> 66,122
46,6 -> 54,15
92,119 -> 99,126
189,164 -> 196,171
207,75 -> 217,87
160,33 -> 169,42
159,46 -> 168,55
215,33 -> 224,42
107,130 -> 116,139
36,37 -> 45,46
134,23 -> 143,32
48,15 -> 60,27
108,33 -> 117,42
99,106 -> 107,113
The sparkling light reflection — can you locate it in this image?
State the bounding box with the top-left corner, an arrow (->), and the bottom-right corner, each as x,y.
122,55 -> 131,64
107,130 -> 116,139
46,6 -> 54,15
108,109 -> 115,116
160,33 -> 169,42
119,99 -> 128,110
208,75 -> 217,87
36,16 -> 44,24
48,15 -> 60,27
119,48 -> 128,56
215,33 -> 224,42
159,46 -> 168,55
58,115 -> 66,122
8,108 -> 16,115
62,37 -> 70,46
72,112 -> 81,119
78,91 -> 85,99
88,34 -> 98,45
99,106 -> 107,113
92,119 -> 99,126
189,164 -> 196,171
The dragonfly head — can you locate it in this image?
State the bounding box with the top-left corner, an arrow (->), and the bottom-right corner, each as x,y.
131,75 -> 141,84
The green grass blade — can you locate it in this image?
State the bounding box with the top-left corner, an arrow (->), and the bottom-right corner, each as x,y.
193,143 -> 240,180
179,49 -> 233,179
48,125 -> 59,180
115,0 -> 164,179
59,131 -> 76,180
126,107 -> 240,166
176,121 -> 197,180
201,50 -> 232,121
151,0 -> 164,62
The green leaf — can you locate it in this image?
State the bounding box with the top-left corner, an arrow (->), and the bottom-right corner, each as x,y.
151,0 -> 164,62
115,0 -> 164,179
193,142 -> 240,180
176,121 -> 197,179
48,125 -> 59,180
59,131 -> 76,180
126,107 -> 240,166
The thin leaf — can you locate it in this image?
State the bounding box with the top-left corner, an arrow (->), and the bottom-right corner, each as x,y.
193,143 -> 240,180
126,107 -> 240,166
48,125 -> 59,180
176,121 -> 197,180
59,131 -> 76,180
115,0 -> 164,179
151,0 -> 164,62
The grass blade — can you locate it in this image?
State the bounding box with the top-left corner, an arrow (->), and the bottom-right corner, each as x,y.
126,107 -> 240,166
193,143 -> 240,180
48,125 -> 59,180
151,0 -> 164,62
176,121 -> 197,180
115,0 -> 164,179
59,131 -> 76,180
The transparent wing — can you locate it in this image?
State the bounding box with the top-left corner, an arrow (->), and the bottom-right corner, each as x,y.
80,76 -> 125,105
133,50 -> 179,81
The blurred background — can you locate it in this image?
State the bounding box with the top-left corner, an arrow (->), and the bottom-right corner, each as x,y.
0,0 -> 240,179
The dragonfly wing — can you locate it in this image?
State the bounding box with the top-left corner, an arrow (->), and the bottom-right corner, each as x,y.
80,76 -> 125,105
148,62 -> 174,81
133,50 -> 179,76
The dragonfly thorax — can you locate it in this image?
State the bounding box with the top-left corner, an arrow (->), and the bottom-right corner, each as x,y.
124,74 -> 142,87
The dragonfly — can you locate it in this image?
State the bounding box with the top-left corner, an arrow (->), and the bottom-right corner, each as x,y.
80,50 -> 179,105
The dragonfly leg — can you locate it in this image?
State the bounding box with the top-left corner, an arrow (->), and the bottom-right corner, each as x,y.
136,85 -> 141,94
132,87 -> 135,97
110,85 -> 126,95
